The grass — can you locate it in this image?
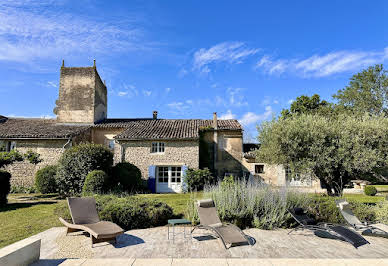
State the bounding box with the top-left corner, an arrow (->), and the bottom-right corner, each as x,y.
136,192 -> 203,217
342,193 -> 385,203
0,194 -> 63,248
372,185 -> 388,194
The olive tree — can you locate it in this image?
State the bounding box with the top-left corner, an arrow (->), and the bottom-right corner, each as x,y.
256,114 -> 388,196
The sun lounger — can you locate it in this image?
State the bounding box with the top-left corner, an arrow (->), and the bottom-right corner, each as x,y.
191,199 -> 251,249
336,199 -> 388,238
288,207 -> 369,248
59,197 -> 124,247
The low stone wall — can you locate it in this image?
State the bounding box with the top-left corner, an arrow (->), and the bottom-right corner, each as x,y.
0,238 -> 41,266
4,139 -> 66,187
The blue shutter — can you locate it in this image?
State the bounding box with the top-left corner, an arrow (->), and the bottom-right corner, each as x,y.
148,165 -> 156,193
182,165 -> 189,192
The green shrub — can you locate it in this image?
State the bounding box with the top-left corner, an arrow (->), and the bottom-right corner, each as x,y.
183,168 -> 215,192
56,143 -> 113,195
0,170 -> 11,206
24,150 -> 42,165
111,162 -> 142,192
10,185 -> 36,194
83,170 -> 108,195
374,201 -> 388,224
187,180 -> 311,229
35,165 -> 57,194
54,195 -> 174,230
364,186 -> 377,196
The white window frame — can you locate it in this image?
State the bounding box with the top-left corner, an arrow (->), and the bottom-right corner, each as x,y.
151,142 -> 165,154
157,166 -> 182,184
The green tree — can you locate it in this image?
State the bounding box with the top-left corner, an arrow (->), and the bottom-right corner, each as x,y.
333,64 -> 388,116
281,94 -> 333,118
0,150 -> 24,168
256,114 -> 388,196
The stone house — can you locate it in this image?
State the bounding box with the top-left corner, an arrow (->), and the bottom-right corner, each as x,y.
0,63 -> 244,193
242,143 -> 322,190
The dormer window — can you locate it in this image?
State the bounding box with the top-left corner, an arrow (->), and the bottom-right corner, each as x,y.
151,142 -> 165,153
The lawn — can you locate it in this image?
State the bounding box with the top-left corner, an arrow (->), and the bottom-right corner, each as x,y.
0,194 -> 63,248
0,192 -> 204,249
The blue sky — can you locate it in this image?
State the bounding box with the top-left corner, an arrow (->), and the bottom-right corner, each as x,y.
0,0 -> 387,141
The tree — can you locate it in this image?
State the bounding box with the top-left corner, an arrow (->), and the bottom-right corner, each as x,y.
280,94 -> 333,118
333,64 -> 388,116
0,150 -> 24,168
256,114 -> 388,196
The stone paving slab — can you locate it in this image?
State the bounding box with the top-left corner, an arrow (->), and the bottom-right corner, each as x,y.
29,226 -> 388,261
32,258 -> 388,266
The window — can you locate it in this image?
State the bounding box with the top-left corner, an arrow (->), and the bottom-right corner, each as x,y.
171,166 -> 182,183
108,140 -> 115,150
151,142 -> 165,153
255,164 -> 264,174
158,166 -> 169,183
0,141 -> 15,152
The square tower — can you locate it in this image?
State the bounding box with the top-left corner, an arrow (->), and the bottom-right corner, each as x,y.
54,62 -> 107,124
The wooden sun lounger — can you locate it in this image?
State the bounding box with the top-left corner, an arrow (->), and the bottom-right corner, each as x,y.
59,197 -> 124,247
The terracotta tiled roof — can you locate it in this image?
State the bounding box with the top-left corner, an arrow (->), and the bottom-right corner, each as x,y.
102,119 -> 242,140
0,117 -> 241,140
0,117 -> 90,139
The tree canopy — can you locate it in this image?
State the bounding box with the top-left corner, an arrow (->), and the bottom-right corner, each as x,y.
333,64 -> 388,116
280,94 -> 333,118
256,114 -> 388,196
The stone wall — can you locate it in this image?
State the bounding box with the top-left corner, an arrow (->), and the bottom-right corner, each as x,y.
4,139 -> 67,187
201,130 -> 243,177
119,140 -> 199,179
55,67 -> 107,124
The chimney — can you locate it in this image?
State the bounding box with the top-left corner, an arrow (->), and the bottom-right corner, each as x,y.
213,112 -> 218,129
153,111 -> 158,120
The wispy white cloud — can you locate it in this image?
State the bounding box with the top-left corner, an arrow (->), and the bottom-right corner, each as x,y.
239,106 -> 273,126
226,87 -> 248,107
256,48 -> 388,77
165,87 -> 171,93
219,110 -> 236,120
46,81 -> 57,88
193,42 -> 259,73
167,101 -> 192,113
143,90 -> 152,96
118,91 -> 128,97
0,1 -> 145,63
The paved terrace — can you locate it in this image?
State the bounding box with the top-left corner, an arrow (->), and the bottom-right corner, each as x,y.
29,226 -> 388,265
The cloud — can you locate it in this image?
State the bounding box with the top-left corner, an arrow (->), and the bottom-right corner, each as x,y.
167,101 -> 192,113
256,48 -> 388,77
0,1 -> 145,63
239,106 -> 273,126
143,90 -> 152,96
193,42 -> 259,73
219,110 -> 236,120
165,87 -> 171,93
227,87 -> 248,107
118,91 -> 128,97
46,81 -> 57,88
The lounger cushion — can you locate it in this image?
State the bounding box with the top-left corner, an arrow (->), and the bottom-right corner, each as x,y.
198,199 -> 215,208
293,208 -> 305,215
216,225 -> 248,245
68,197 -> 100,224
83,221 -> 124,239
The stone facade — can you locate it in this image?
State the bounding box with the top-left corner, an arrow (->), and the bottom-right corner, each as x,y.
4,139 -> 67,186
54,66 -> 107,124
200,130 -> 243,177
119,140 -> 199,179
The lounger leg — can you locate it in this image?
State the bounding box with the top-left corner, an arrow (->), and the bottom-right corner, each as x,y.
66,227 -> 81,235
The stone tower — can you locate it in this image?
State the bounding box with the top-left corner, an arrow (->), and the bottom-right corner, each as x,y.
54,61 -> 107,124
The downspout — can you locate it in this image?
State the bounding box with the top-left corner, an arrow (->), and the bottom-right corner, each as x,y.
62,137 -> 72,150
